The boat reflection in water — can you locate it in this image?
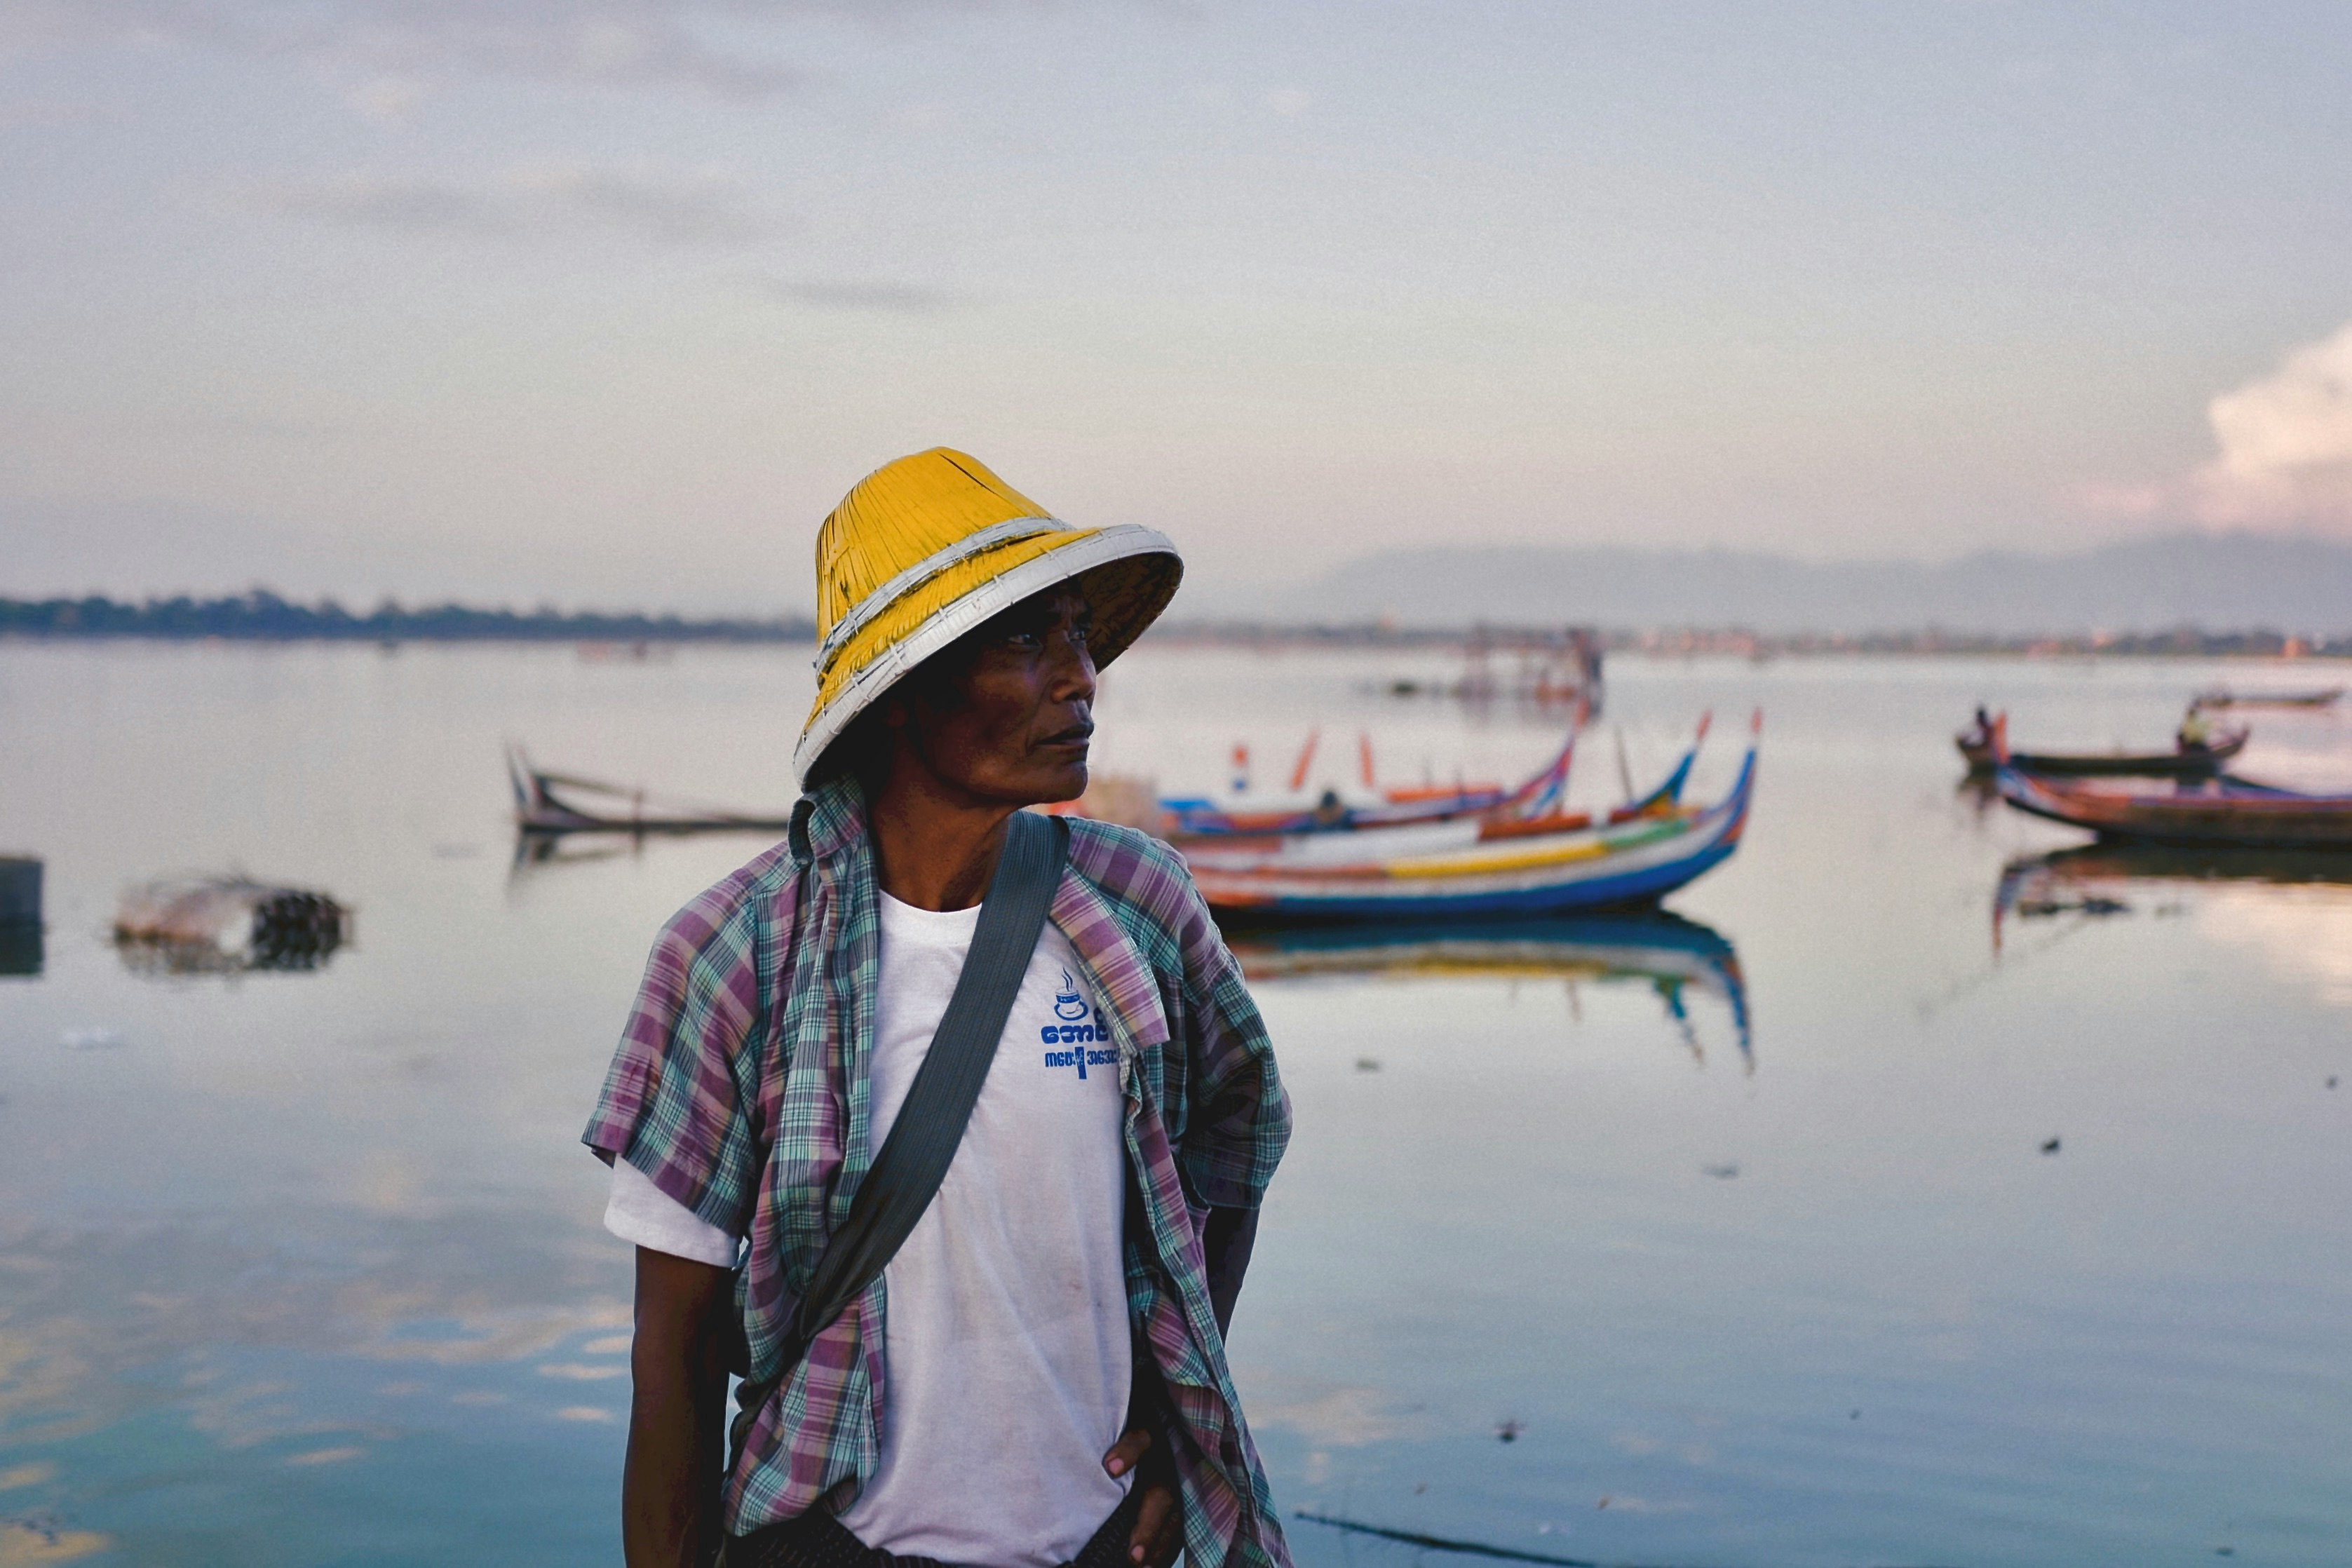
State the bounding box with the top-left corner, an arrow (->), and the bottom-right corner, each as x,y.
1995,842 -> 2352,949
1225,911 -> 1752,1069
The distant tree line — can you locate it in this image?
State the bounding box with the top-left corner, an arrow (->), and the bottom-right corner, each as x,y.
0,591 -> 816,642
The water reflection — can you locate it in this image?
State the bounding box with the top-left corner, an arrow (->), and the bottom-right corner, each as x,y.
1225,912 -> 1752,1068
0,921 -> 40,978
1994,842 -> 2352,952
508,831 -> 644,873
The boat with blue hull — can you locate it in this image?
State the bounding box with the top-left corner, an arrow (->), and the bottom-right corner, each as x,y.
1188,718 -> 1757,921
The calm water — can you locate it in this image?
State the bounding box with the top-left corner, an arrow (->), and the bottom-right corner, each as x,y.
2,642 -> 2348,1567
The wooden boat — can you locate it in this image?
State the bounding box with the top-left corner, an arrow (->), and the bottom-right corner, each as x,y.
1186,717 -> 1757,921
1956,722 -> 2246,777
1955,709 -> 2246,776
1994,765 -> 2352,849
2192,686 -> 2343,710
1226,910 -> 1750,1066
509,747 -> 795,835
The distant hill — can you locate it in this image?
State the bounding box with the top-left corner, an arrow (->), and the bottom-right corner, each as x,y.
1254,532 -> 2352,636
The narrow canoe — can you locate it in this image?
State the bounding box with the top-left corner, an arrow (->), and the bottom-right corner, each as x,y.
2193,686 -> 2344,709
1956,728 -> 2246,776
1994,766 -> 2352,849
510,747 -> 795,835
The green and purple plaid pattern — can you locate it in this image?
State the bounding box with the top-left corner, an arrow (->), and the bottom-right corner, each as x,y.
583,776 -> 1293,1568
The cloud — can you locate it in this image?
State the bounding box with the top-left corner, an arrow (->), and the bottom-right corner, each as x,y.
2191,319 -> 2352,529
1,0 -> 806,99
349,75 -> 428,123
253,162 -> 772,245
760,278 -> 964,314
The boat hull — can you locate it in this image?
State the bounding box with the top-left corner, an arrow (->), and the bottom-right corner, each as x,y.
1193,750 -> 1754,921
1956,733 -> 2244,777
1995,767 -> 2352,850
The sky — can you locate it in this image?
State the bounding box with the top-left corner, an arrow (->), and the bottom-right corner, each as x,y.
7,1 -> 2352,614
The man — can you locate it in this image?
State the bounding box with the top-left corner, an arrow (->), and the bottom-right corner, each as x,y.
583,449 -> 1294,1568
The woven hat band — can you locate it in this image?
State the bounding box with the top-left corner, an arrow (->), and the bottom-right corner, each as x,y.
814,516 -> 1065,674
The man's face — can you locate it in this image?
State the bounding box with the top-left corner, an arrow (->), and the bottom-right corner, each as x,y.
895,586 -> 1097,805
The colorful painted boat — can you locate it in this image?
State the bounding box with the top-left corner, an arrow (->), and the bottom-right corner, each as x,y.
1994,765 -> 2352,849
1156,713 -> 1709,844
1188,719 -> 1757,920
1156,724 -> 1582,838
1226,910 -> 1751,1066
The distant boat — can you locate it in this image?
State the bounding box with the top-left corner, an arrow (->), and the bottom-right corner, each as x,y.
509,747 -> 795,836
1994,766 -> 2352,849
1184,717 -> 1757,920
1955,710 -> 2246,777
2192,685 -> 2344,710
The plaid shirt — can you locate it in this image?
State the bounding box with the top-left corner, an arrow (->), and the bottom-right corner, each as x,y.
583,776 -> 1294,1568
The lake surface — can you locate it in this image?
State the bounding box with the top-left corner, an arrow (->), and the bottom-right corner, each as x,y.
2,642 -> 2347,1567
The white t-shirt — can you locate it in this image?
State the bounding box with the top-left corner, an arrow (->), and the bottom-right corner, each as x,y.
605,891 -> 1133,1567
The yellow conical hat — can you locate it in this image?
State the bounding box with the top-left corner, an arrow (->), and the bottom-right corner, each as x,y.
795,448 -> 1182,785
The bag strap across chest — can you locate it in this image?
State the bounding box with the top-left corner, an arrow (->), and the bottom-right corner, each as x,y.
730,809 -> 1071,1464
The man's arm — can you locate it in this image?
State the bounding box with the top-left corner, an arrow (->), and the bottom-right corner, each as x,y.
626,1248 -> 734,1568
1201,1205 -> 1258,1339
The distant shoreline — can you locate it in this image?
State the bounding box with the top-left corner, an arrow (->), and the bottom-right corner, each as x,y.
4,594 -> 2348,661
0,593 -> 813,644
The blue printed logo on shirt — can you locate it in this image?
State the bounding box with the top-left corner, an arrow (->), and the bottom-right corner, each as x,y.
1041,970 -> 1113,1079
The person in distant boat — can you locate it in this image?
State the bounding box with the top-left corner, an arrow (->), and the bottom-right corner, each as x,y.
583,449 -> 1293,1568
2178,705 -> 2212,753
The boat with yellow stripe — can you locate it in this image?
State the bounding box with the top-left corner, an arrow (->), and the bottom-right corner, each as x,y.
1188,715 -> 1758,920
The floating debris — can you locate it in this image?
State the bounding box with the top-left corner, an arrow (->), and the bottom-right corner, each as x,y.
1703,1162 -> 1741,1180
1354,1057 -> 1382,1073
60,1027 -> 124,1050
1494,1418 -> 1522,1442
2041,1137 -> 2062,1155
114,877 -> 348,975
2013,895 -> 2130,919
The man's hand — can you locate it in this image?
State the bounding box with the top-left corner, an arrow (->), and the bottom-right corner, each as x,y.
1102,1426 -> 1182,1567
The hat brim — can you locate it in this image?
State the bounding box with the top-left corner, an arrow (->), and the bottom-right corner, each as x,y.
794,524 -> 1182,787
